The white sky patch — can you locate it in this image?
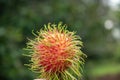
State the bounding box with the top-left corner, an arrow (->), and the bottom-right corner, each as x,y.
112,28 -> 120,39
109,0 -> 120,10
104,19 -> 114,30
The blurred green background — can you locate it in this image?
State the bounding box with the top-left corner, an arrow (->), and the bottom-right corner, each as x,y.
0,0 -> 120,80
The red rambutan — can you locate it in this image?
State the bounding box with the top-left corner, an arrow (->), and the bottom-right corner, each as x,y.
25,22 -> 86,80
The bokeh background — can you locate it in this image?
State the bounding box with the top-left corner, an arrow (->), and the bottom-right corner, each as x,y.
0,0 -> 120,80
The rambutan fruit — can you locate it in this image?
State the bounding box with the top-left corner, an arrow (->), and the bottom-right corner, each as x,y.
25,22 -> 86,80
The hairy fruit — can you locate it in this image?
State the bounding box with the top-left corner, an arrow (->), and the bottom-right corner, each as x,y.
25,22 -> 86,80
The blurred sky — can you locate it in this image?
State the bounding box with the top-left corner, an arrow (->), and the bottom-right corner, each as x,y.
109,0 -> 120,10
103,0 -> 120,40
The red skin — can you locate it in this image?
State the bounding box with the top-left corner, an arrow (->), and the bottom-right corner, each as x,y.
34,33 -> 74,73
